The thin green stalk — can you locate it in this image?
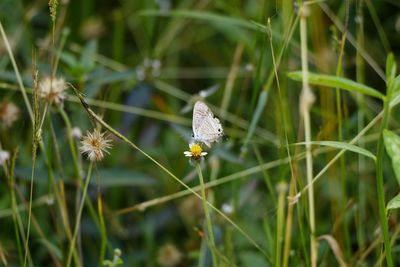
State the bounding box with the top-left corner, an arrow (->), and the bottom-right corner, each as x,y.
298,4 -> 317,266
335,30 -> 351,257
376,94 -> 393,266
48,116 -> 82,267
23,97 -> 41,267
220,43 -> 243,120
252,144 -> 277,206
364,0 -> 391,53
58,107 -> 81,178
98,196 -> 107,265
0,20 -> 33,123
95,166 -> 107,265
52,28 -> 69,78
266,17 -> 295,267
58,107 -> 101,230
5,148 -> 26,266
71,85 -> 271,262
23,151 -> 37,267
196,163 -> 218,267
356,0 -> 366,252
275,182 -> 287,267
66,162 -> 94,267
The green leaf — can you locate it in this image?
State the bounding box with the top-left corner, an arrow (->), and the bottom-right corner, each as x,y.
241,90 -> 270,156
386,52 -> 396,85
392,75 -> 400,96
80,40 -> 98,71
59,51 -> 78,68
95,168 -> 157,187
139,9 -> 258,30
293,141 -> 376,160
387,193 -> 400,211
287,71 -> 385,100
383,130 -> 400,186
15,168 -> 156,187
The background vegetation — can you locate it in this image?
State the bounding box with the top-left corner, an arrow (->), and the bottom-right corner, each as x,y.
0,0 -> 400,266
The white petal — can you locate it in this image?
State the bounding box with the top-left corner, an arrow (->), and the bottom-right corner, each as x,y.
200,152 -> 208,156
183,151 -> 192,157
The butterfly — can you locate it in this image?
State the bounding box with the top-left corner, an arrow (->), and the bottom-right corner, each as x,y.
192,101 -> 224,147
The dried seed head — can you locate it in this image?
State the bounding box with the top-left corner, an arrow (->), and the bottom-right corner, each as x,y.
80,17 -> 105,40
38,76 -> 68,105
157,243 -> 182,267
0,101 -> 20,128
299,85 -> 315,115
80,129 -> 112,161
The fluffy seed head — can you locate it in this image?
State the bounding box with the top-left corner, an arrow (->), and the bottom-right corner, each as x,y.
0,101 -> 20,128
38,76 -> 68,105
80,129 -> 112,161
157,243 -> 182,267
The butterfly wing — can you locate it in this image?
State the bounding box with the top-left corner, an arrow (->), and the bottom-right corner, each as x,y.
192,101 -> 223,146
192,101 -> 211,136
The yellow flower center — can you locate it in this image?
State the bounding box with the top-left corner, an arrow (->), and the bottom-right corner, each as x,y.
190,143 -> 203,159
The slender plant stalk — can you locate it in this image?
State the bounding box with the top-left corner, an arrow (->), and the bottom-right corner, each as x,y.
335,30 -> 351,257
15,186 -> 62,267
265,17 -> 297,267
376,92 -> 394,266
59,107 -> 101,231
299,4 -> 317,266
220,43 -> 244,120
98,195 -> 107,265
4,148 -> 27,266
335,1 -> 351,255
355,0 -> 366,252
95,166 -> 108,265
275,182 -> 287,267
0,20 -> 33,122
196,163 -> 218,266
48,117 -> 82,267
66,162 -> 94,267
24,62 -> 40,267
70,84 -> 271,262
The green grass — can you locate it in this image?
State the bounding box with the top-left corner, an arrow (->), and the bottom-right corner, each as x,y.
0,0 -> 399,266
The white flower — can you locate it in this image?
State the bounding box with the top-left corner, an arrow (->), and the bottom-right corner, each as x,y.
222,203 -> 233,215
71,126 -> 82,139
38,76 -> 68,105
79,129 -> 112,161
0,150 -> 10,166
183,142 -> 207,160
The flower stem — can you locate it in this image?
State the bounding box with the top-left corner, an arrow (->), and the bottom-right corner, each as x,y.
299,4 -> 317,266
376,94 -> 393,267
66,162 -> 93,267
196,163 -> 218,266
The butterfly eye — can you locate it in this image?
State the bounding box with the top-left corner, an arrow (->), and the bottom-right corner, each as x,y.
192,133 -> 194,138
218,129 -> 221,132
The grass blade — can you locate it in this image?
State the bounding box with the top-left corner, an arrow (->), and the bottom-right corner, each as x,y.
287,71 -> 384,100
293,141 -> 376,161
